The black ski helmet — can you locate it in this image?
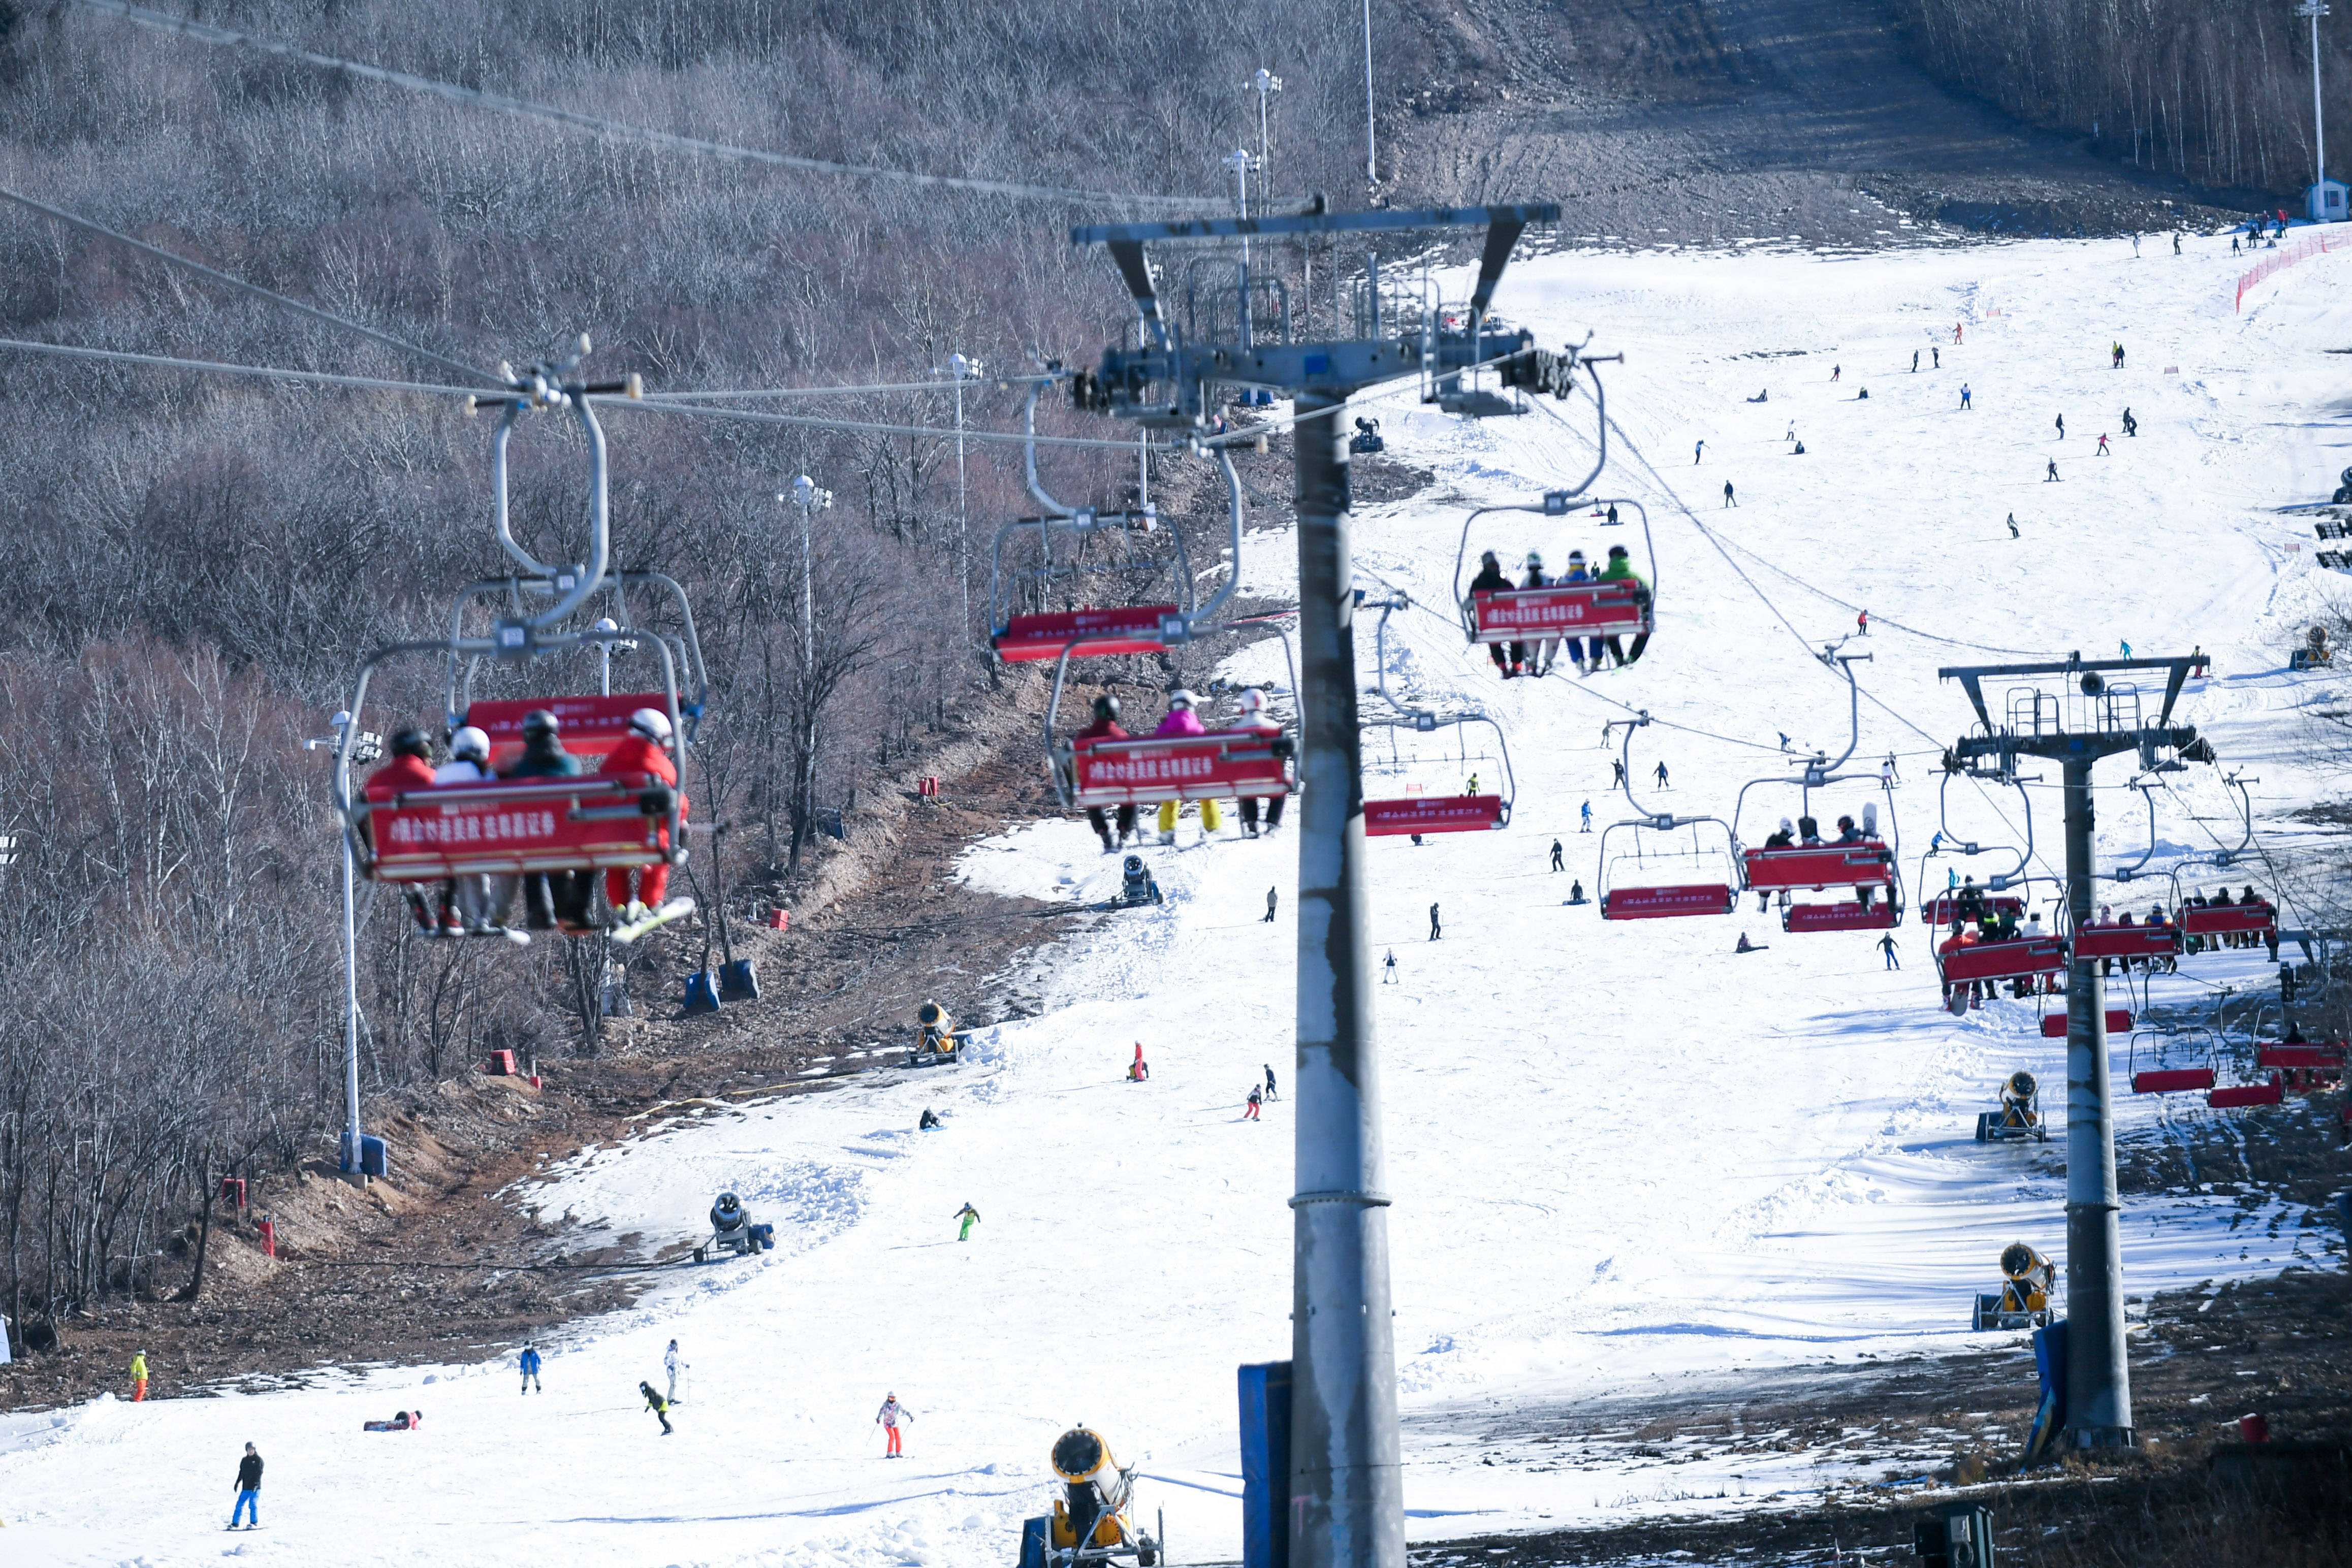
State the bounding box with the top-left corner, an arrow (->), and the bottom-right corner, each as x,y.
522,709 -> 560,741
1608,544 -> 1630,560
1093,694 -> 1121,722
390,727 -> 432,760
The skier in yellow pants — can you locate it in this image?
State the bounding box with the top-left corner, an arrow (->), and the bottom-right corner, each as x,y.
1155,798 -> 1222,842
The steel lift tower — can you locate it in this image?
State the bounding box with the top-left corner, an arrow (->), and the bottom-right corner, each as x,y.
1072,203 -> 1562,1567
1936,653 -> 2214,1451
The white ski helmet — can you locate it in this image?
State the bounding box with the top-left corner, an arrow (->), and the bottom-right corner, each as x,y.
629,707 -> 674,742
1167,688 -> 1197,709
450,726 -> 491,762
1236,688 -> 1267,716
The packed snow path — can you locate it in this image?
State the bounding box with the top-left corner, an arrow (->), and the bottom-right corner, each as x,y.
5,234 -> 2347,1566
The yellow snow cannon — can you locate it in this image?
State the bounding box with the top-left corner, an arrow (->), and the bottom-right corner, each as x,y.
1971,1240 -> 2056,1331
1035,1427 -> 1160,1568
904,1001 -> 963,1070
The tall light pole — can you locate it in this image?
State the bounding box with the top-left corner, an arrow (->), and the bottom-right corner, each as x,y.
1251,69 -> 1283,175
2301,1 -> 2332,213
309,714 -> 379,1178
1226,148 -> 1262,346
945,354 -> 981,650
788,476 -> 832,685
1362,0 -> 1379,184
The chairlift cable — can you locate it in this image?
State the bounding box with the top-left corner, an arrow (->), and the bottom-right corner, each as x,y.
71,0 -> 1225,213
645,375 -> 1060,402
0,183 -> 500,386
0,335 -> 486,397
600,395 -> 1173,453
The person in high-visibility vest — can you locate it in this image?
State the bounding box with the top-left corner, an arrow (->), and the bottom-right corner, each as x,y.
130,1350 -> 149,1402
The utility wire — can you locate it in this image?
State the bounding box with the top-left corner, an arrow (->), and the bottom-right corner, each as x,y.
1701,524 -> 2059,658
649,375 -> 1058,402
72,0 -> 1224,213
0,183 -> 498,386
0,336 -> 483,397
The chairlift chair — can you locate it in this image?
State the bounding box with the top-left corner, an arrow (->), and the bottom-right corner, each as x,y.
1451,492 -> 1658,656
2126,1028 -> 2219,1096
1356,594 -> 1514,837
1044,630 -> 1300,815
989,386 -> 1244,663
1595,716 -> 1736,918
1730,655 -> 1904,932
334,344 -> 703,936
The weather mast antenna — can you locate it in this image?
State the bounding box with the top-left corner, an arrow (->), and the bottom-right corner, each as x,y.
1936,652 -> 2214,1455
1070,200 -> 1559,1568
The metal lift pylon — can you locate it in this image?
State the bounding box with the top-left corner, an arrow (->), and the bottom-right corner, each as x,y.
1073,201 -> 1560,1568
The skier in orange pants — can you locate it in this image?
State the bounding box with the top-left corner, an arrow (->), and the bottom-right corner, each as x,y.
131,1349 -> 149,1401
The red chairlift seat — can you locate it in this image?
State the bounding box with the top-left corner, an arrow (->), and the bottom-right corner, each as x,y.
992,604 -> 1183,663
1935,937 -> 2067,984
1467,582 -> 1646,644
2257,1043 -> 2346,1070
1743,844 -> 1895,891
2208,1079 -> 2286,1108
1782,899 -> 1898,933
2131,1067 -> 2217,1094
1600,882 -> 1737,920
2179,902 -> 2276,938
1065,728 -> 1293,809
2041,1009 -> 2134,1038
1363,794 -> 1507,837
1919,892 -> 2024,927
368,772 -> 677,883
463,694 -> 673,770
2072,924 -> 2181,961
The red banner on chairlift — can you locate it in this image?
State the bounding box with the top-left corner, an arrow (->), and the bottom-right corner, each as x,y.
2041,1009 -> 2134,1037
2208,1080 -> 2286,1108
2179,902 -> 2275,937
1935,936 -> 2067,983
1468,583 -> 1645,642
1067,730 -> 1291,807
1781,900 -> 1897,933
1601,883 -> 1735,920
1919,893 -> 2025,927
993,604 -> 1181,662
2131,1068 -> 2216,1094
1743,844 -> 1894,891
2256,1044 -> 2346,1070
2071,924 -> 2180,959
1363,794 -> 1505,836
369,772 -> 677,882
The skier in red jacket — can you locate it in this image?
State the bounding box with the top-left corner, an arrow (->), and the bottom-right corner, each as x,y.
600,708 -> 682,920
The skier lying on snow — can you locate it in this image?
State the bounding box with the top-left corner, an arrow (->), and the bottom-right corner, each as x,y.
362,1410 -> 422,1432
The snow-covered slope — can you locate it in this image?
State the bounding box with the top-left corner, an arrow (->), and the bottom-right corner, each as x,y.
6,234 -> 2347,1567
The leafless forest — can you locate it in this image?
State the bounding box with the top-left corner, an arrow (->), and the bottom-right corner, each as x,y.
0,0 -> 1437,1343
1898,0 -> 2349,200
0,0 -> 2325,1354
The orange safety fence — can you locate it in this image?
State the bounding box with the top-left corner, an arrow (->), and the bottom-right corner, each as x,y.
2237,229 -> 2348,311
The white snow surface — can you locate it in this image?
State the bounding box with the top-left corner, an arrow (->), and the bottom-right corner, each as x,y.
7,235 -> 2350,1566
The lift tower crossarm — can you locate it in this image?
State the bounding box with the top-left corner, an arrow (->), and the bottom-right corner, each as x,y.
1937,655 -> 2201,735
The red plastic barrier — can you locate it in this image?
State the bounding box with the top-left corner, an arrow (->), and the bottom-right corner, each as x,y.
487,1049 -> 517,1076
369,773 -> 677,881
1068,730 -> 1291,807
1744,844 -> 1894,890
1782,900 -> 1897,933
766,909 -> 790,931
1920,893 -> 2024,927
993,605 -> 1180,662
2041,1009 -> 2134,1037
1468,583 -> 1645,642
219,1177 -> 247,1208
2133,1068 -> 2216,1094
258,1217 -> 275,1258
1601,883 -> 1735,920
2073,924 -> 2180,960
2209,1080 -> 2286,1108
1936,937 -> 2067,984
1363,794 -> 1506,836
2180,903 -> 2275,938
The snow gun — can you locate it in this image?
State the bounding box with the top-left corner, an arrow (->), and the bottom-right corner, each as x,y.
1015,1427 -> 1162,1568
905,1002 -> 965,1069
1971,1240 -> 2056,1331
